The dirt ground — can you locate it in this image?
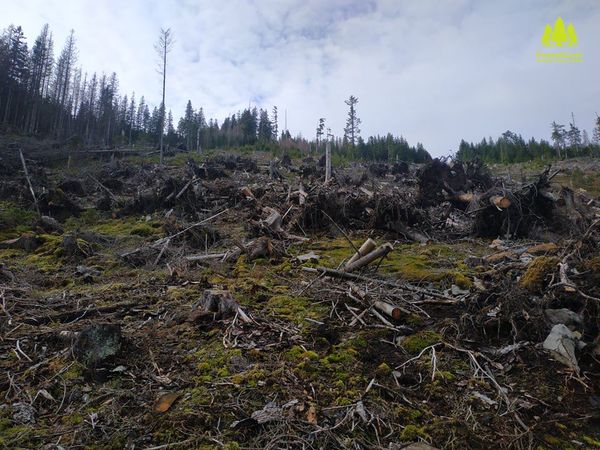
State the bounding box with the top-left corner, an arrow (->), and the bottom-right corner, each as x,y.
1,149 -> 599,449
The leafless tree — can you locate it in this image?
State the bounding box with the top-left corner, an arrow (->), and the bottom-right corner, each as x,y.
155,28 -> 174,164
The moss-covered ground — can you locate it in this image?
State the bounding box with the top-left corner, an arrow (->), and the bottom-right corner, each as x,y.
1,155 -> 599,449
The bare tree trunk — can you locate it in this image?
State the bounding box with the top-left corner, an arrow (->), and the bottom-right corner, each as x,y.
325,139 -> 332,183
196,125 -> 201,153
159,45 -> 166,165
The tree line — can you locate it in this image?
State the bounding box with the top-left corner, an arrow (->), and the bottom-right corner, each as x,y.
0,23 -> 429,163
456,115 -> 600,163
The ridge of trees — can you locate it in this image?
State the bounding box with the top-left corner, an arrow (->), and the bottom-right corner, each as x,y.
457,117 -> 600,164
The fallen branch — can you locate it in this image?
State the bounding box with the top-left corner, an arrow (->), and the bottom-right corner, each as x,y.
303,266 -> 458,301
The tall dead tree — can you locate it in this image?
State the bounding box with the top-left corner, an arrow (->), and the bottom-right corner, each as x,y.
325,130 -> 332,183
155,28 -> 174,165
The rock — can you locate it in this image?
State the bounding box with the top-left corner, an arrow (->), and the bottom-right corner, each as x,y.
544,308 -> 583,330
542,324 -> 584,372
295,251 -> 320,263
73,324 -> 123,367
400,444 -> 439,450
39,215 -> 63,233
12,402 -> 36,424
75,265 -> 99,283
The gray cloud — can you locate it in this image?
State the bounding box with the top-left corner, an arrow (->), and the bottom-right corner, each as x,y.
3,0 -> 599,155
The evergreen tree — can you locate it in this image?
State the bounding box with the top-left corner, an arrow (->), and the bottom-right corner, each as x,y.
1,25 -> 29,125
343,95 -> 361,147
316,118 -> 325,149
257,108 -> 273,142
567,113 -> 581,150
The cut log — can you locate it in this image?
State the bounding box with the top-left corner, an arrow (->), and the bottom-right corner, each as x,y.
240,186 -> 255,200
345,243 -> 393,273
346,238 -> 377,266
373,300 -> 403,320
262,207 -> 283,232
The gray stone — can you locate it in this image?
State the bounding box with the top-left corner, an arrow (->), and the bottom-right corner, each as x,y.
544,308 -> 583,330
12,402 -> 36,424
73,324 -> 122,367
542,324 -> 584,372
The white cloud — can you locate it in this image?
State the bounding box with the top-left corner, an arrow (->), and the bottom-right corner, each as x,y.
2,0 -> 599,155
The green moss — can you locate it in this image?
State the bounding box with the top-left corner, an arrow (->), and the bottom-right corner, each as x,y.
166,286 -> 199,301
61,413 -> 84,425
62,362 -> 85,380
401,331 -> 442,353
130,223 -> 158,236
230,368 -> 267,385
64,208 -> 101,228
285,345 -> 319,361
265,295 -> 326,325
437,370 -> 456,381
400,424 -> 429,441
543,434 -> 562,446
394,406 -> 424,423
188,386 -> 212,405
406,313 -> 423,327
0,201 -> 37,236
191,340 -> 242,381
0,418 -> 12,432
375,362 -> 391,376
69,216 -> 163,238
520,256 -> 559,292
583,436 -> 600,447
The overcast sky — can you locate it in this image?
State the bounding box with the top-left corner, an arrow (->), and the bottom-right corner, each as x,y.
3,0 -> 599,155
